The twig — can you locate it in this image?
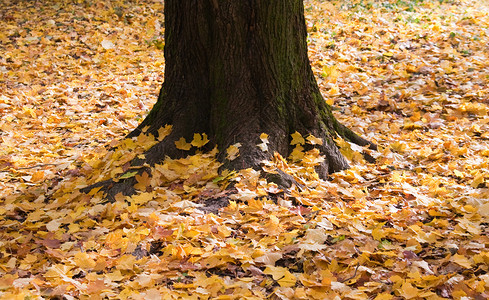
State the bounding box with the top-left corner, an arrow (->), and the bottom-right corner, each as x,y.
340,262 -> 360,283
15,163 -> 59,170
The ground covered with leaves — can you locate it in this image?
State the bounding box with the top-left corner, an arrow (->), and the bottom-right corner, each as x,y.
1,0 -> 489,299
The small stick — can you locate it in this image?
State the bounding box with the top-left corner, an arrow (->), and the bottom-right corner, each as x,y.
15,163 -> 59,170
341,262 -> 360,283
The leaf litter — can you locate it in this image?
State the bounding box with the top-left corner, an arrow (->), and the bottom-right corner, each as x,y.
1,0 -> 489,299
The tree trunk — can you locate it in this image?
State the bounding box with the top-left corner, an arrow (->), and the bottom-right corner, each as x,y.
87,0 -> 374,198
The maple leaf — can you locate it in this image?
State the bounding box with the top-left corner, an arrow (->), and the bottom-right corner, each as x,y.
175,137 -> 192,150
255,252 -> 282,265
451,254 -> 472,269
257,132 -> 269,152
306,134 -> 323,145
157,124 -> 172,141
471,172 -> 485,188
371,223 -> 386,241
226,143 -> 241,160
191,133 -> 209,148
289,144 -> 305,161
263,266 -> 297,287
45,219 -> 62,232
400,282 -> 419,299
131,191 -> 154,205
101,39 -> 115,50
290,131 -> 305,145
134,171 -> 150,190
4,1 -> 489,298
74,252 -> 97,270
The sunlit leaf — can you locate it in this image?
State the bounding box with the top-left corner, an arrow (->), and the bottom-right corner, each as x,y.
306,134 -> 323,145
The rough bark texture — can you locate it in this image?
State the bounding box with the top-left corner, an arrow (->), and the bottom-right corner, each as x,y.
86,0 -> 374,199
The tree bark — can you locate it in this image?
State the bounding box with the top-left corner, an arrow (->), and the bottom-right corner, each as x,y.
86,0 -> 374,198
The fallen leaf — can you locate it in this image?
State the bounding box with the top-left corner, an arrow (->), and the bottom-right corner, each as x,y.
175,137 -> 192,150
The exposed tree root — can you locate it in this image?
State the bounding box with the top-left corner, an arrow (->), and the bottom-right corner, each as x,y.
79,121 -> 376,202
80,166 -> 151,202
334,121 -> 377,163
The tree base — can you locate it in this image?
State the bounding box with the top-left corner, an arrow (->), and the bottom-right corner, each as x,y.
80,119 -> 375,202
79,0 -> 378,201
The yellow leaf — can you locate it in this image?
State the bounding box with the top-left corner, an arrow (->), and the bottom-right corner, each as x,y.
453,169 -> 464,178
44,267 -> 61,279
452,254 -> 472,268
191,133 -> 209,148
255,252 -> 283,265
289,145 -> 304,161
452,290 -> 467,298
264,266 -> 296,287
290,131 -> 305,145
46,219 -> 61,232
136,133 -> 157,150
329,84 -> 340,95
336,137 -> 364,162
400,282 -> 419,299
116,255 -> 137,270
302,148 -> 324,165
175,137 -> 191,150
31,170 -> 45,182
23,254 -> 37,264
74,252 -> 96,270
440,60 -> 453,73
134,172 -> 150,190
157,125 -> 172,141
257,142 -> 268,152
478,202 -> 489,218
278,271 -> 297,287
263,266 -> 286,280
322,65 -> 338,82
68,223 -> 81,234
374,293 -> 393,300
372,226 -> 385,241
131,192 -> 154,205
390,141 -> 406,153
257,133 -> 269,152
306,134 -> 323,145
226,143 -> 241,160
183,230 -> 200,239
471,173 -> 485,188
106,270 -> 125,282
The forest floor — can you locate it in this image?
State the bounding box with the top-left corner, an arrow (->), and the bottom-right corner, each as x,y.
1,0 -> 489,299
